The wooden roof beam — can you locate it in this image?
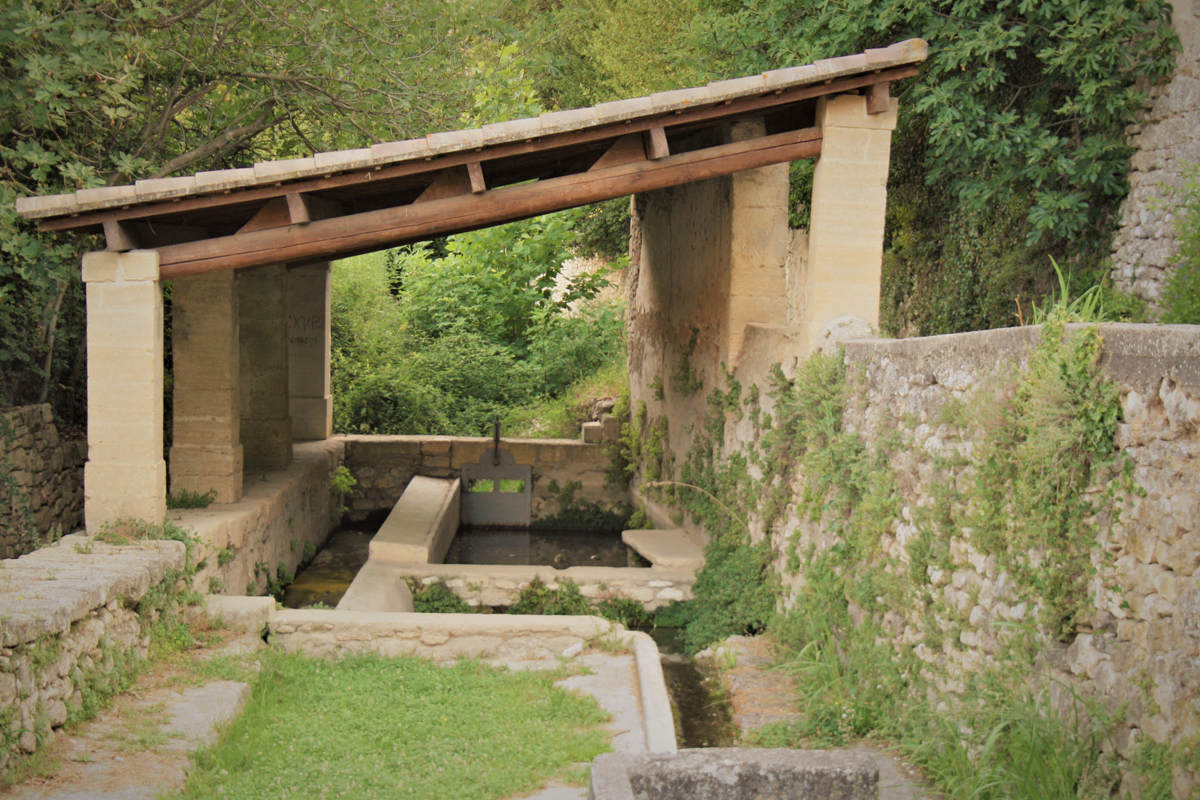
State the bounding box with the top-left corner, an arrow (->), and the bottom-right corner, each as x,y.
155,126 -> 822,279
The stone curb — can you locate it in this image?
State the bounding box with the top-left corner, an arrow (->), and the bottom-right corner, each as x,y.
588,748 -> 879,800
629,632 -> 677,754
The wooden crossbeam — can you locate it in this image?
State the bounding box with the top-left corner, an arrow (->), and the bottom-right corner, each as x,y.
156,127 -> 822,279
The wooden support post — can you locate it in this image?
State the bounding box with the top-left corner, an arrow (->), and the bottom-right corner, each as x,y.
467,162 -> 487,194
645,124 -> 670,160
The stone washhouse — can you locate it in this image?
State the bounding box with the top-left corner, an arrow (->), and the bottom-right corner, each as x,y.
15,39 -> 927,543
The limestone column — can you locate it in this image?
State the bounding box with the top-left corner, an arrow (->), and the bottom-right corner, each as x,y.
81,250 -> 166,531
239,264 -> 292,470
287,263 -> 332,440
170,271 -> 243,502
799,94 -> 899,353
725,118 -> 790,366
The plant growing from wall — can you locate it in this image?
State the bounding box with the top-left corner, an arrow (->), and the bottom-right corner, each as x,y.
1161,163 -> 1200,324
330,466 -> 356,524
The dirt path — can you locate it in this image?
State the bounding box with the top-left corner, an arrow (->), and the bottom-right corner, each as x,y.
705,635 -> 932,800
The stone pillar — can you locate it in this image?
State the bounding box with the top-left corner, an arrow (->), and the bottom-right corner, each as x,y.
287,263 -> 332,440
170,271 -> 243,502
81,250 -> 166,531
725,118 -> 790,366
239,264 -> 292,470
799,94 -> 898,353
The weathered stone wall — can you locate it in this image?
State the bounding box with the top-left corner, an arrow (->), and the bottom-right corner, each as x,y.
0,534 -> 187,770
0,405 -> 85,558
1111,0 -> 1200,307
340,435 -> 629,525
174,439 -> 342,597
395,563 -> 694,609
269,608 -> 623,662
632,320 -> 1200,795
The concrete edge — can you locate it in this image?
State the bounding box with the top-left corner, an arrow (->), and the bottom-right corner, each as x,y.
370,475 -> 459,563
630,631 -> 678,753
337,560 -> 416,612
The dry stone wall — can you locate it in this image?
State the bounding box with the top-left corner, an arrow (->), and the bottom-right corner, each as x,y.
0,405 -> 85,558
1111,0 -> 1200,307
0,534 -> 187,771
632,321 -> 1200,797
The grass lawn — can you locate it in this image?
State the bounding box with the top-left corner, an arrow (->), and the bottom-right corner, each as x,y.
179,651 -> 611,800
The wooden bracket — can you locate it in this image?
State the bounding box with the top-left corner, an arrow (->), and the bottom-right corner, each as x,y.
644,124 -> 670,160
103,220 -> 139,252
467,162 -> 487,194
588,134 -> 648,172
414,166 -> 473,204
866,82 -> 891,115
238,198 -> 292,233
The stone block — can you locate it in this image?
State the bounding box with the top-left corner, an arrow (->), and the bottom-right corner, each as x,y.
591,749 -> 879,800
135,176 -> 196,195
81,250 -> 159,283
818,94 -> 898,131
195,167 -> 255,187
191,594 -> 276,634
314,148 -> 372,169
84,460 -> 166,531
76,185 -> 137,206
582,422 -> 603,443
601,414 -> 622,441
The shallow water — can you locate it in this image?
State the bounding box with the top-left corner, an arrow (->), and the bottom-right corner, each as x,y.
280,526 -> 373,608
443,526 -> 636,569
646,627 -> 737,749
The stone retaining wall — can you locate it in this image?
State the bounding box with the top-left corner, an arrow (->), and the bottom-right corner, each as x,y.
269,609 -> 620,661
632,320 -> 1200,797
172,439 -> 342,597
339,435 -> 628,525
388,563 -> 694,610
0,533 -> 187,771
0,405 -> 85,559
1110,0 -> 1200,308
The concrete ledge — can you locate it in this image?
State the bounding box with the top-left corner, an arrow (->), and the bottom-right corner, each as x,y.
622,529 -> 705,570
338,560 -> 416,612
186,594 -> 276,634
370,476 -> 460,564
0,533 -> 186,647
631,632 -> 677,753
269,609 -> 617,661
589,748 -> 880,800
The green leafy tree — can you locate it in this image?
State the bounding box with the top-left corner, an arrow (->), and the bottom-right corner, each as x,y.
0,0 -> 514,419
690,0 -> 1179,334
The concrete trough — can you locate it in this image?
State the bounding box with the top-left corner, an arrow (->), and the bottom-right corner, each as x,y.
589,748 -> 880,800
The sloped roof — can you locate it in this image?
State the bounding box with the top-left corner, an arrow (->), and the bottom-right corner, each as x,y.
16,39 -> 927,278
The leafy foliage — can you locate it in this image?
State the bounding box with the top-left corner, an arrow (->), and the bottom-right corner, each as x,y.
331,225 -> 624,437
1161,163 -> 1200,324
0,0 -> 527,421
691,0 -> 1179,334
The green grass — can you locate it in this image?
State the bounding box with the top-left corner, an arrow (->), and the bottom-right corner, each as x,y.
179,650 -> 610,800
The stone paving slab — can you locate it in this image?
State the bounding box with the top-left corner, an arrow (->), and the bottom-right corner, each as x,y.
621,530 -> 705,570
